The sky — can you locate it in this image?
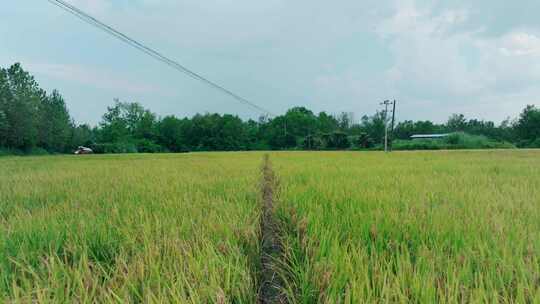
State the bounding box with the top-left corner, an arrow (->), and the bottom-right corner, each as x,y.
1,0 -> 540,125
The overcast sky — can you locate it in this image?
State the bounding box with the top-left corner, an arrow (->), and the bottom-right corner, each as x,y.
2,0 -> 540,125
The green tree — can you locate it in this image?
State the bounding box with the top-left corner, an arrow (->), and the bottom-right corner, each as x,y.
245,119 -> 266,150
3,63 -> 44,150
514,105 -> 540,146
70,124 -> 95,149
283,107 -> 318,139
301,134 -> 323,150
360,112 -> 386,145
447,114 -> 467,132
0,68 -> 9,147
317,112 -> 339,133
322,131 -> 350,149
260,116 -> 296,149
336,112 -> 354,131
219,114 -> 249,150
355,132 -> 374,149
38,90 -> 72,152
99,100 -> 157,143
157,116 -> 187,152
99,100 -> 130,143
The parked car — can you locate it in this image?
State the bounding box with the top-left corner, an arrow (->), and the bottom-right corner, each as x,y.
74,146 -> 93,154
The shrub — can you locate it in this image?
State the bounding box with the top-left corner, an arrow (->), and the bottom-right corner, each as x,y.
446,133 -> 461,145
0,148 -> 20,156
518,138 -> 540,148
135,139 -> 162,153
301,134 -> 324,150
321,132 -> 350,150
0,147 -> 50,156
247,142 -> 271,151
354,132 -> 375,149
92,142 -> 138,154
392,133 -> 515,151
445,133 -> 515,149
392,139 -> 444,150
25,148 -> 50,156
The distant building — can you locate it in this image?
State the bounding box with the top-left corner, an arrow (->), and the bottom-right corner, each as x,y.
410,133 -> 451,140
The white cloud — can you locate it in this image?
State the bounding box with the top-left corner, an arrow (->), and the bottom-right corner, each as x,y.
377,2 -> 483,97
6,0 -> 540,124
370,0 -> 540,121
25,62 -> 163,94
499,32 -> 540,56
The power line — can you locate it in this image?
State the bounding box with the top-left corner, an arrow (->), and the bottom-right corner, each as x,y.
47,0 -> 275,117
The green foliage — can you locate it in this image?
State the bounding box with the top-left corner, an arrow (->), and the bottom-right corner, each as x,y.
321,131 -> 350,149
392,133 -> 515,150
24,147 -> 50,155
514,105 -> 540,147
0,62 -> 537,155
0,147 -> 50,156
135,139 -> 162,153
394,120 -> 442,139
358,132 -> 375,149
394,115 -> 516,143
529,138 -> 540,148
98,99 -> 157,143
1,64 -> 43,150
444,133 -> 515,149
446,113 -> 467,131
70,124 -> 95,149
92,142 -> 138,154
300,132 -> 351,150
38,90 -> 72,152
301,134 -> 324,150
358,111 -> 386,145
317,112 -> 339,133
0,148 -> 22,156
183,113 -> 251,151
156,115 -> 188,152
0,63 -> 76,154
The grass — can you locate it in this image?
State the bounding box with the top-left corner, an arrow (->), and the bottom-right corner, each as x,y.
1,150 -> 540,303
0,153 -> 262,303
271,150 -> 540,303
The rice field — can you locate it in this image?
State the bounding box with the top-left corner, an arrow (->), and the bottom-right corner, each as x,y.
1,150 -> 540,303
0,153 -> 261,303
272,151 -> 540,303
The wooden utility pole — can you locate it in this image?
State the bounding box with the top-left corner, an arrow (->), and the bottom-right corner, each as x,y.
390,100 -> 397,151
380,100 -> 391,152
380,100 -> 397,152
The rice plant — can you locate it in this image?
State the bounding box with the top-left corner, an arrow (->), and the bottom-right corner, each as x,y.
0,153 -> 262,303
2,150 -> 540,303
272,150 -> 540,303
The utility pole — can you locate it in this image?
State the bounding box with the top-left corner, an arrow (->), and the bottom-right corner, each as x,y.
380,100 -> 395,153
390,100 -> 397,151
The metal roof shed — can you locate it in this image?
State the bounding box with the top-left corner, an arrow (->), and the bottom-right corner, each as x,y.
410,134 -> 451,140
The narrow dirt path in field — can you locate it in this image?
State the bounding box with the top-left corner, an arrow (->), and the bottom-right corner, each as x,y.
258,155 -> 288,304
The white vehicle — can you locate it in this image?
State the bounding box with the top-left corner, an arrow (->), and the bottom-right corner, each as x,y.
74,146 -> 93,154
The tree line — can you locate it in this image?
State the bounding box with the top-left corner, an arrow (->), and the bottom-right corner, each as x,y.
1,63 -> 540,154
